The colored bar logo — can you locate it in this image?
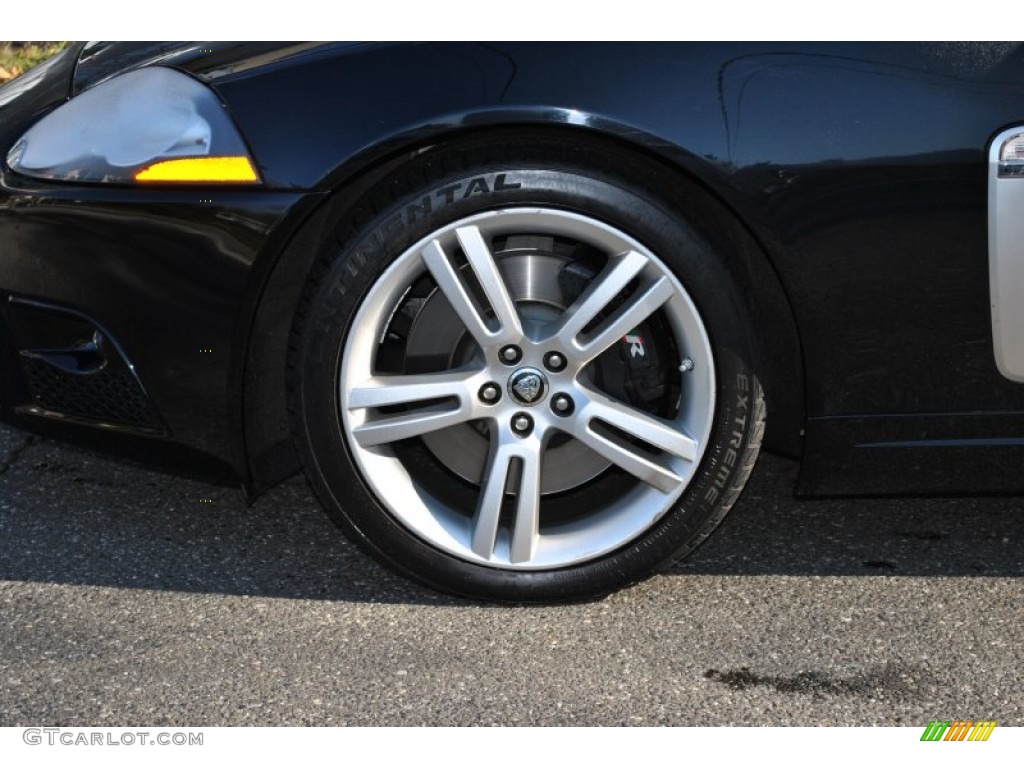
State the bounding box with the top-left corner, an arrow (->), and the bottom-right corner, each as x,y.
920,721 -> 997,741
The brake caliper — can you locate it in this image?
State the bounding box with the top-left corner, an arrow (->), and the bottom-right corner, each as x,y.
558,259 -> 673,415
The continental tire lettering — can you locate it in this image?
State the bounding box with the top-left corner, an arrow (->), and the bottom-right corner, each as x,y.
494,173 -> 521,191
354,175 -> 525,269
348,173 -> 526,296
433,174 -> 520,208
462,177 -> 489,198
405,195 -> 432,223
349,232 -> 387,285
435,183 -> 461,205
381,212 -> 404,239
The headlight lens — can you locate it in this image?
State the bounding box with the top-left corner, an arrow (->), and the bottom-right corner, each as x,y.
6,66 -> 259,184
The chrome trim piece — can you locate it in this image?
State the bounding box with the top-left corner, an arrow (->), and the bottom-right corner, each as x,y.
988,127 -> 1024,382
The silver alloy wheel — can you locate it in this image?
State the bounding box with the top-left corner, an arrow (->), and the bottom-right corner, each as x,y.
339,208 -> 715,570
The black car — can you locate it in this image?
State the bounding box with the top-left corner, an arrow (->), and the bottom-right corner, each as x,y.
1,41 -> 1021,601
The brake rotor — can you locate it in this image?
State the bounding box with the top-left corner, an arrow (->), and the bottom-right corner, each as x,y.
406,239 -> 612,494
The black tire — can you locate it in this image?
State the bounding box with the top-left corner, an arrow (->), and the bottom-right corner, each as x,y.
289,134 -> 764,602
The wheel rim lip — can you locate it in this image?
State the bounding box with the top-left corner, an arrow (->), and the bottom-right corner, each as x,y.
339,207 -> 716,571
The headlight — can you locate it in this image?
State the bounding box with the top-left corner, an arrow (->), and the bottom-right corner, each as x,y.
6,66 -> 259,184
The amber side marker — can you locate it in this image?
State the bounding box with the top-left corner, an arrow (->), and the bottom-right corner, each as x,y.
134,156 -> 259,183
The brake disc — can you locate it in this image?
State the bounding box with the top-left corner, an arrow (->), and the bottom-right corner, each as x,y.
406,238 -> 613,494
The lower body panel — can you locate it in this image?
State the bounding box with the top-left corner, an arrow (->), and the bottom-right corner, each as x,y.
799,412 -> 1024,496
0,180 -> 308,479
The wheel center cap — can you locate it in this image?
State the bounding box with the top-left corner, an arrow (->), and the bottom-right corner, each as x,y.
508,367 -> 547,405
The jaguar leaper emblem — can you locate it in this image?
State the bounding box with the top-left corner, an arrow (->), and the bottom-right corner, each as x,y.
514,374 -> 541,401
509,369 -> 546,404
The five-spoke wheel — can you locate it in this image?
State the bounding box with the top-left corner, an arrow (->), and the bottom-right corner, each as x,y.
340,209 -> 714,569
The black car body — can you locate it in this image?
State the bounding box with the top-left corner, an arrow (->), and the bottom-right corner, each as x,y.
1,42 -> 1022,599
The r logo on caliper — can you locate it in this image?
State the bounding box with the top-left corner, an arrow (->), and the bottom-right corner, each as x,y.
623,331 -> 645,358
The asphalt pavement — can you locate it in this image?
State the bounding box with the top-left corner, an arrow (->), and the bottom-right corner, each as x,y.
0,423 -> 1021,726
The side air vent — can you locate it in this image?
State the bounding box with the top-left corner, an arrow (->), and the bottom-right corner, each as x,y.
6,297 -> 166,433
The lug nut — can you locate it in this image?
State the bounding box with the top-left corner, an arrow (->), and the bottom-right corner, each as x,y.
478,382 -> 501,404
511,412 -> 533,437
544,351 -> 567,372
499,345 -> 522,365
550,393 -> 574,416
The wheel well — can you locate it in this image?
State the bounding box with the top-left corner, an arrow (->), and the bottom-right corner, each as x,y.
241,125 -> 805,495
